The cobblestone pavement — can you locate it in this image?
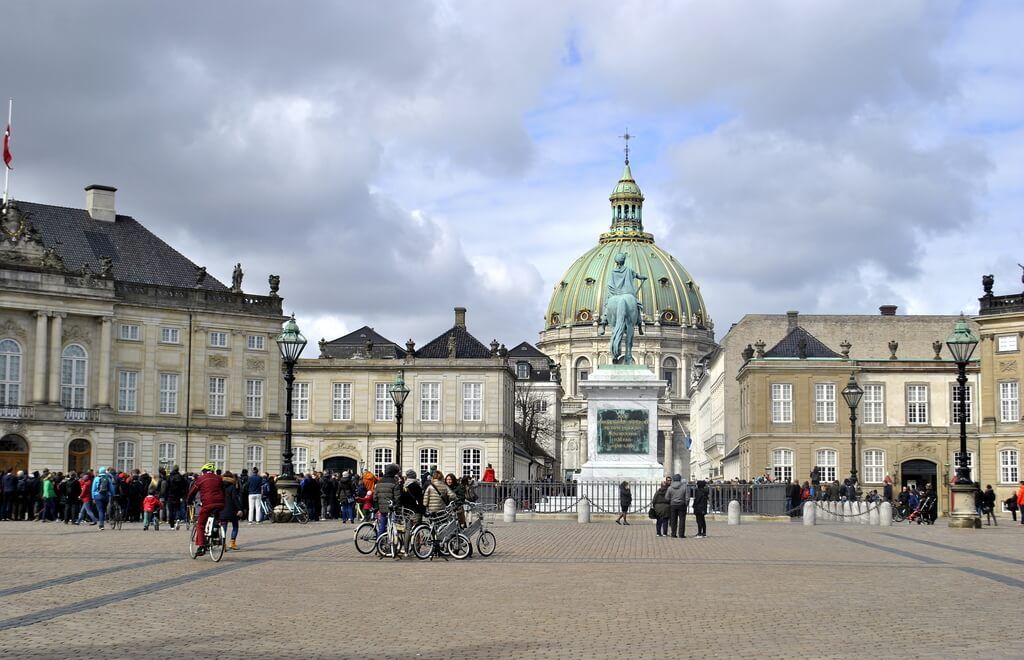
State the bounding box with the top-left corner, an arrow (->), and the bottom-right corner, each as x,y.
0,516 -> 1021,659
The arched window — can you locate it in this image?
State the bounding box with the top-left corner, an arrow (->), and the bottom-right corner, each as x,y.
815,448 -> 838,483
462,448 -> 483,479
1000,448 -> 1019,484
419,447 -> 439,480
61,344 -> 88,409
771,448 -> 793,482
0,434 -> 27,452
157,442 -> 176,469
0,339 -> 21,407
116,440 -> 136,472
662,357 -> 677,395
574,357 -> 591,396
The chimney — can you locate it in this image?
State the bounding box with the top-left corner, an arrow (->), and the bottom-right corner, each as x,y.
786,310 -> 798,332
85,185 -> 117,222
454,306 -> 466,328
879,305 -> 897,316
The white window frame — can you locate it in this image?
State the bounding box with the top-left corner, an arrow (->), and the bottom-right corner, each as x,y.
862,384 -> 884,425
245,379 -> 264,418
332,383 -> 352,421
1000,381 -> 1019,423
245,444 -> 264,474
294,446 -> 308,475
815,448 -> 838,483
906,384 -> 929,425
208,376 -> 226,417
461,447 -> 482,479
159,373 -> 178,415
419,447 -> 439,477
246,334 -> 266,351
771,448 -> 793,483
115,440 -> 136,472
117,370 -> 138,413
420,382 -> 441,422
771,383 -> 792,423
208,443 -> 226,472
61,344 -> 88,409
157,441 -> 176,468
951,383 -> 973,425
293,382 -> 310,421
375,383 -> 394,421
863,449 -> 885,484
119,323 -> 141,341
815,383 -> 836,423
0,339 -> 21,407
997,335 -> 1019,353
1000,448 -> 1019,484
159,327 -> 180,344
373,447 -> 394,477
209,331 -> 228,348
516,363 -> 529,379
463,382 -> 482,422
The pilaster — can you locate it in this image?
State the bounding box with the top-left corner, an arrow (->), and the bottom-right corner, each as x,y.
47,312 -> 65,404
97,316 -> 112,407
32,312 -> 48,403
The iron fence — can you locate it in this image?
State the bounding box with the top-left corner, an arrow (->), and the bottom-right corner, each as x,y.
475,481 -> 791,516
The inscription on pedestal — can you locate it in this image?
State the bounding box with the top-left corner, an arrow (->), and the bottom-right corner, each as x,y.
597,408 -> 648,454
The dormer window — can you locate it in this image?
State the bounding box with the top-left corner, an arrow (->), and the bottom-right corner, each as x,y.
584,277 -> 595,286
658,277 -> 669,287
516,362 -> 530,379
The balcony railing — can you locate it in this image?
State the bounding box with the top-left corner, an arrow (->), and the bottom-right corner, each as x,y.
0,405 -> 33,420
703,432 -> 725,453
64,407 -> 99,422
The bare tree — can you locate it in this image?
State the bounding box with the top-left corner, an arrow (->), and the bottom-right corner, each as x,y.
514,383 -> 556,458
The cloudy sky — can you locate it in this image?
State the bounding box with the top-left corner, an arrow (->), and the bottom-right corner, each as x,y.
2,1 -> 1021,348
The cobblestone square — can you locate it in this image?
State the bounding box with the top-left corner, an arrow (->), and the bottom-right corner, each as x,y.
0,517 -> 1021,659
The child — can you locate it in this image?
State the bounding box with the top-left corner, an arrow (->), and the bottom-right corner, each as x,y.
143,490 -> 162,531
355,484 -> 372,523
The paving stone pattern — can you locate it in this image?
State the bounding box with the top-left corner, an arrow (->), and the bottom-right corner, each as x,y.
0,517 -> 1021,659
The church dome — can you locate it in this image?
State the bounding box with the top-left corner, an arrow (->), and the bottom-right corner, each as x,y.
545,160 -> 710,330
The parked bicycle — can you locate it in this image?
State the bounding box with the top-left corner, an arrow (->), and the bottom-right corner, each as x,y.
258,497 -> 275,523
375,503 -> 415,559
408,502 -> 471,560
462,502 -> 496,557
354,517 -> 379,555
277,496 -> 310,524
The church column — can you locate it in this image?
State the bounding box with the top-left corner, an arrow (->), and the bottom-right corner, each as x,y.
663,422 -> 673,477
97,317 -> 112,407
47,312 -> 65,404
32,312 -> 48,404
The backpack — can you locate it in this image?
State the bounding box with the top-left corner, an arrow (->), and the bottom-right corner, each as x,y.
97,474 -> 110,495
465,483 -> 478,502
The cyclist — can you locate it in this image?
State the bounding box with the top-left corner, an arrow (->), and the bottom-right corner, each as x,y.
186,463 -> 225,550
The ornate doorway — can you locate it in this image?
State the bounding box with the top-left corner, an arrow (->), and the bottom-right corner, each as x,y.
323,456 -> 357,475
0,434 -> 28,472
900,459 -> 937,493
68,438 -> 91,474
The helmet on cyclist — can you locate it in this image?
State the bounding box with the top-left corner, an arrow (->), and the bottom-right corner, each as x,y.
201,462 -> 216,472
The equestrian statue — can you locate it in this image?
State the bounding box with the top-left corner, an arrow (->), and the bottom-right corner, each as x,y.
598,252 -> 646,364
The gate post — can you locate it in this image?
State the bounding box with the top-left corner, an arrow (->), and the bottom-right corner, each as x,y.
879,502 -> 893,527
728,500 -> 741,525
577,497 -> 591,524
802,501 -> 816,525
503,498 -> 517,523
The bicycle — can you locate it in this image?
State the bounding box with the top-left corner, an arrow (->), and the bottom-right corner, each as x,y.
892,502 -> 909,523
375,504 -> 415,559
275,496 -> 310,524
188,508 -> 226,562
354,516 -> 379,555
462,502 -> 496,557
108,499 -> 125,531
408,503 -> 471,560
258,497 -> 275,523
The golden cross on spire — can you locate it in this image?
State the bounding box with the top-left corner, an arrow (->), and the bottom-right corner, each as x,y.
620,129 -> 633,164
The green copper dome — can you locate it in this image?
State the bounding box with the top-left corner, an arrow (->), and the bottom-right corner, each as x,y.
545,161 -> 710,329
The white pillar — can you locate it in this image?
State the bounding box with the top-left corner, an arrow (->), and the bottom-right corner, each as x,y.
859,501 -> 870,525
843,500 -> 853,523
577,497 -> 591,524
503,498 -> 516,523
802,501 -> 815,525
727,500 -> 741,525
47,313 -> 64,404
32,311 -> 47,404
869,503 -> 880,526
879,502 -> 893,527
97,317 -> 112,407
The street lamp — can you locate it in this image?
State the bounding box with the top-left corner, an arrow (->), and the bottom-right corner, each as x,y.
388,370 -> 410,468
945,314 -> 980,529
275,314 -> 307,489
841,373 -> 864,491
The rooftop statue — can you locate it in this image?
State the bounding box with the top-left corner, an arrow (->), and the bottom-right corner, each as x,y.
599,252 -> 646,364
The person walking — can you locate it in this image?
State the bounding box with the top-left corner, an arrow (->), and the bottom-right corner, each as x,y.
166,465 -> 187,530
76,471 -> 97,526
1017,480 -> 1024,526
142,489 -> 162,531
246,467 -> 263,524
693,480 -> 709,537
665,474 -> 688,538
220,471 -> 246,550
651,477 -> 671,537
615,481 -> 632,525
981,484 -> 997,526
91,467 -> 114,530
1004,494 -> 1018,523
40,472 -> 57,522
338,471 -> 356,524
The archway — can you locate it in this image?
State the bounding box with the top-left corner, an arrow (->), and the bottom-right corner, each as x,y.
900,459 -> 937,493
0,434 -> 28,472
68,438 -> 91,474
323,456 -> 357,476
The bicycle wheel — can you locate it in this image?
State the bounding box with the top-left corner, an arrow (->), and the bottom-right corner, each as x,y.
375,533 -> 396,558
297,510 -> 310,525
476,530 -> 496,557
209,528 -> 225,563
188,527 -> 200,559
410,525 -> 433,560
446,533 -> 471,560
354,522 -> 378,555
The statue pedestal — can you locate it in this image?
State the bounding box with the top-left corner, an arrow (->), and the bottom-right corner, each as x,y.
575,365 -> 666,483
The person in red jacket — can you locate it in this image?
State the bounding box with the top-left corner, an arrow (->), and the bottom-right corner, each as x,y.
187,463 -> 225,549
481,464 -> 496,483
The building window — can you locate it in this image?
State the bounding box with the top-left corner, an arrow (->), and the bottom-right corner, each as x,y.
294,446 -> 308,475
373,447 -> 394,476
60,344 -> 88,409
997,335 -> 1019,352
158,442 -> 176,469
159,327 -> 180,344
246,335 -> 265,351
952,450 -> 974,474
951,383 -> 973,425
375,383 -> 394,421
208,443 -> 226,472
209,331 -> 228,348
332,383 -> 352,421
575,357 -> 591,396
245,379 -> 263,418
115,440 -> 136,472
863,449 -> 885,484
208,377 -> 226,417
119,324 -> 141,341
462,448 -> 482,479
1000,382 -> 1019,423
0,339 -> 21,406
815,383 -> 836,423
245,445 -> 264,474
516,363 -> 530,379
117,371 -> 138,413
293,382 -> 309,421
771,384 -> 792,423
815,448 -> 837,483
906,384 -> 929,425
1000,449 -> 1019,484
420,382 -> 441,422
463,382 -> 482,421
419,447 -> 439,478
772,448 -> 793,483
663,357 -> 677,395
862,384 -> 884,424
159,373 -> 178,415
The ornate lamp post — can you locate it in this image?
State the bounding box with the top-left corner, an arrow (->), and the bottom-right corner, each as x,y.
945,314 -> 980,529
841,373 -> 864,493
388,370 -> 410,468
275,314 -> 307,502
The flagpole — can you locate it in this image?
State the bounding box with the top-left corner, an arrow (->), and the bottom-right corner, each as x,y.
3,99 -> 10,208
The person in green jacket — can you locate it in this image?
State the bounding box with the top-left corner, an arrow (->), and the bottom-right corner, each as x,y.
41,472 -> 57,522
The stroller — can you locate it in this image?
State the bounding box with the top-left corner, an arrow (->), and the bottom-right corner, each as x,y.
906,495 -> 935,524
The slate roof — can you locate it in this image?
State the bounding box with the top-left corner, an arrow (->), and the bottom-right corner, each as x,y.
320,325 -> 406,359
508,342 -> 547,359
415,325 -> 493,359
16,200 -> 227,290
764,326 -> 842,359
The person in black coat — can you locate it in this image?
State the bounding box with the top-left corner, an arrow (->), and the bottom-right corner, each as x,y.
615,481 -> 632,525
219,472 -> 246,550
693,480 -> 709,537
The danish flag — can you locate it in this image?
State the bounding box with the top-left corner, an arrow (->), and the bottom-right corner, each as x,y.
2,124 -> 10,169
